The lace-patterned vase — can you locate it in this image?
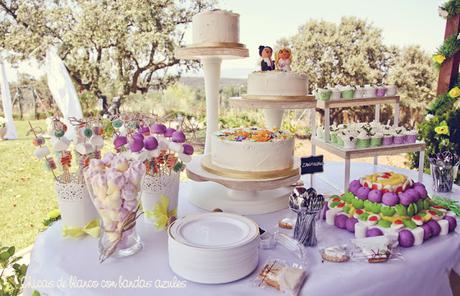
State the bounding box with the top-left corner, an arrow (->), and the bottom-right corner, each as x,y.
55,173 -> 99,229
140,172 -> 180,226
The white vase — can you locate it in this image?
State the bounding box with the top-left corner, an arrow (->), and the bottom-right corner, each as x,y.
141,172 -> 180,227
55,173 -> 99,229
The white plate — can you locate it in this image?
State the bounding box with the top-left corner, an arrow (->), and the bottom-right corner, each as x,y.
169,212 -> 259,249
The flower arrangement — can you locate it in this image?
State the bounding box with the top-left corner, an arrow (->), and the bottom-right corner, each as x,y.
439,0 -> 460,18
412,83 -> 460,184
432,34 -> 460,68
216,128 -> 291,142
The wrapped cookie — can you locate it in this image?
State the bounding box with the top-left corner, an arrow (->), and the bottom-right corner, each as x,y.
256,259 -> 307,296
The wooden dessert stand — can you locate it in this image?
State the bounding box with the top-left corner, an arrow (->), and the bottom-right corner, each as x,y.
185,155 -> 300,214
311,96 -> 426,192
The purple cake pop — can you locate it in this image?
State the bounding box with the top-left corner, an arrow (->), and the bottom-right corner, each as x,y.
132,132 -> 144,142
130,139 -> 144,152
182,143 -> 194,155
138,126 -> 150,135
164,127 -> 176,138
172,131 -> 186,143
151,123 -> 167,135
368,189 -> 383,203
366,228 -> 384,237
144,137 -> 158,151
405,188 -> 420,202
399,230 -> 415,247
356,187 -> 370,200
113,135 -> 128,149
382,192 -> 399,206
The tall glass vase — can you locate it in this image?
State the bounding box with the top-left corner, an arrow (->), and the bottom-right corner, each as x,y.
431,163 -> 459,192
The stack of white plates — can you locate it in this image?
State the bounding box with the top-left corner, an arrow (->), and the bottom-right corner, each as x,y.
168,212 -> 260,284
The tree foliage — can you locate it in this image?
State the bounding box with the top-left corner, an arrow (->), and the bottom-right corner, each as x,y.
279,17 -> 436,125
0,0 -> 214,96
387,45 -> 437,125
285,17 -> 393,91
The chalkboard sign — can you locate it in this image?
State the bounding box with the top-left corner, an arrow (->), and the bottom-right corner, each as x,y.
300,155 -> 324,175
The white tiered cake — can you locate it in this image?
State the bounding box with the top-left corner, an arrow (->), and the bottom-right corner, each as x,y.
191,10 -> 240,46
209,128 -> 294,173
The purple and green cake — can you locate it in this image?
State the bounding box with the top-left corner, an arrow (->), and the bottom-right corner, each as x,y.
324,172 -> 457,248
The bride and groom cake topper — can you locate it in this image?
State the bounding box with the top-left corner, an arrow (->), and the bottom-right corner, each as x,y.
258,45 -> 292,72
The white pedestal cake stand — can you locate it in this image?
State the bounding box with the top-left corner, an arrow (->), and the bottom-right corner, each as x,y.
229,96 -> 316,129
185,155 -> 300,215
175,46 -> 249,154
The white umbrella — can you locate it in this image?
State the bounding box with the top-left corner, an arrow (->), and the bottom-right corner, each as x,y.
0,58 -> 18,140
45,48 -> 83,139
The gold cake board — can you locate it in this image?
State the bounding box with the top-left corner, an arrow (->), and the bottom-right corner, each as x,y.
175,43 -> 249,60
242,94 -> 315,102
201,155 -> 299,180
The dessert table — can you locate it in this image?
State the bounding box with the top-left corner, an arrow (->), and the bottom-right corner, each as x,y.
24,162 -> 460,296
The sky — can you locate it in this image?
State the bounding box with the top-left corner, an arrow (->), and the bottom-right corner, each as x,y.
3,0 -> 447,81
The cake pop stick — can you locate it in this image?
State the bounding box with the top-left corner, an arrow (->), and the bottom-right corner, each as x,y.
28,121 -> 58,181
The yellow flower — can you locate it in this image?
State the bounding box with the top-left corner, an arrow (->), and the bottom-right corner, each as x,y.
47,208 -> 61,220
448,86 -> 460,98
435,121 -> 450,135
433,54 -> 446,64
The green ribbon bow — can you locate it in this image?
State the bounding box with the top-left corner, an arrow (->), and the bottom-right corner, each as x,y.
145,195 -> 177,230
62,219 -> 101,238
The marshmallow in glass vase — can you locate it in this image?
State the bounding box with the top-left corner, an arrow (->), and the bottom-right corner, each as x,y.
84,153 -> 146,262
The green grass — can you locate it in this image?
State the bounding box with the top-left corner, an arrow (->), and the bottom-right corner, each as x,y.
0,120 -> 57,249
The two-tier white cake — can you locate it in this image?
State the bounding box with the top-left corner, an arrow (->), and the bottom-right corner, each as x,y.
191,10 -> 240,46
246,71 -> 309,98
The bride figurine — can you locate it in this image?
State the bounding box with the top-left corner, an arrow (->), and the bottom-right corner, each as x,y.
258,45 -> 275,71
275,48 -> 292,72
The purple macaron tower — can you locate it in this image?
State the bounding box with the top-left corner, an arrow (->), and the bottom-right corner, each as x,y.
324,172 -> 457,248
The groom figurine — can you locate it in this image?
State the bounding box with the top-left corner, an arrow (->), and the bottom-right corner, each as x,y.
259,45 -> 275,71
